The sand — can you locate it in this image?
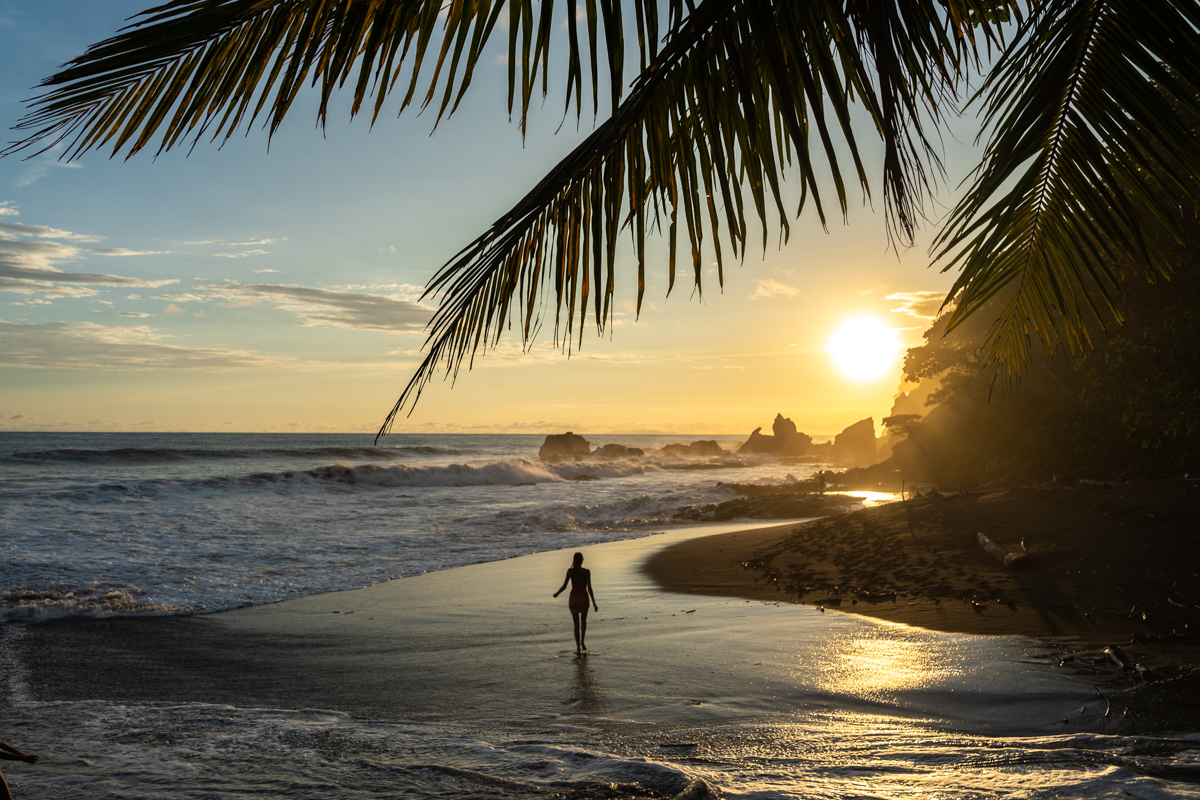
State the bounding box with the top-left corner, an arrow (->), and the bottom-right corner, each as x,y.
645,480 -> 1200,666
11,522 -> 1112,737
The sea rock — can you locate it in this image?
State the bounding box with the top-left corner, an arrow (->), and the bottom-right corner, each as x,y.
659,440 -> 724,458
593,444 -> 645,459
672,492 -> 855,522
832,418 -> 877,466
539,432 -> 591,461
737,414 -> 812,456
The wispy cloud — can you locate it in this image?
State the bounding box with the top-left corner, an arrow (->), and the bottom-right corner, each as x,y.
159,282 -> 434,333
0,320 -> 278,370
887,291 -> 948,319
0,202 -> 19,217
750,279 -> 801,300
0,213 -> 176,298
12,148 -> 82,188
214,249 -> 269,258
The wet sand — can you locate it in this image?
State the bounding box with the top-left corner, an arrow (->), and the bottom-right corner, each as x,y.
645,481 -> 1200,666
10,523 -> 1104,736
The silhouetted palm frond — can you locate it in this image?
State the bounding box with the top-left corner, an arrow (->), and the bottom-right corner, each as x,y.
375,0 -> 1005,435
935,0 -> 1200,374
2,0 -> 679,160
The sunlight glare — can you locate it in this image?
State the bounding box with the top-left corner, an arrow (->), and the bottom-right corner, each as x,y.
826,316 -> 901,382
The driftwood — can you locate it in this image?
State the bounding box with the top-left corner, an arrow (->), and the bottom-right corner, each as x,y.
976,532 -> 1032,569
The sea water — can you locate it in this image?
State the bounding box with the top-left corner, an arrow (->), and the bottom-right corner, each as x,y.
2,432 -> 1197,799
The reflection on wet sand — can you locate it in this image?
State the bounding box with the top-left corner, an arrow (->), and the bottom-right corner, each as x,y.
812,625 -> 962,700
566,655 -> 602,714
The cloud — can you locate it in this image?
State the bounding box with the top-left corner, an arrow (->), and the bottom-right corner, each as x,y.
167,282 -> 435,333
163,304 -> 185,313
12,149 -> 82,188
750,279 -> 801,300
0,320 -> 279,370
253,268 -> 283,274
0,220 -> 101,243
91,248 -> 169,257
214,249 -> 269,258
0,202 -> 18,217
887,291 -> 948,319
115,311 -> 153,318
0,216 -> 177,298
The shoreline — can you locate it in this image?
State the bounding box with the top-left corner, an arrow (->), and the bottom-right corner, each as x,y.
644,480 -> 1200,667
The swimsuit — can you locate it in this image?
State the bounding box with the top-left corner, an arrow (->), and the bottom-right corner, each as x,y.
568,585 -> 590,613
566,568 -> 590,613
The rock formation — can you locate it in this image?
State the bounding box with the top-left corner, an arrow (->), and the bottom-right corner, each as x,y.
831,418 -> 877,466
737,414 -> 812,456
538,432 -> 591,461
592,444 -> 645,459
659,440 -> 724,457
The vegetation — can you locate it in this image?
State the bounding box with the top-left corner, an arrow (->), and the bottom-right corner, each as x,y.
886,225 -> 1200,484
5,0 -> 1200,433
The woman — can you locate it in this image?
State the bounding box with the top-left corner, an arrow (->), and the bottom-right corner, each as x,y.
0,738 -> 38,800
553,552 -> 598,653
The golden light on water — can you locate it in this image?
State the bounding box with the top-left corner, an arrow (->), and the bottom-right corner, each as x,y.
815,630 -> 959,700
826,316 -> 901,382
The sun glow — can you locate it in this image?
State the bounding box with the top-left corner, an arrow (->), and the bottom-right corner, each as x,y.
827,316 -> 901,382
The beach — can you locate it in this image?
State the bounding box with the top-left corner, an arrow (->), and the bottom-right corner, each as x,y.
646,481 -> 1200,667
4,434 -> 1200,798
6,522 -> 1200,798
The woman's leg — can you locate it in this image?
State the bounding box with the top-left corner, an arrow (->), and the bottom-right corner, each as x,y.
0,766 -> 13,800
578,609 -> 588,651
571,611 -> 582,651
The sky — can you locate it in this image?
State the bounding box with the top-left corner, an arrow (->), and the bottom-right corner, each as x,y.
0,1 -> 976,437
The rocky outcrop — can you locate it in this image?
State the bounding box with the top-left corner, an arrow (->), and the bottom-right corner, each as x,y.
659,440 -> 724,458
672,492 -> 855,522
593,444 -> 645,459
737,414 -> 812,456
832,418 -> 877,466
539,432 -> 591,461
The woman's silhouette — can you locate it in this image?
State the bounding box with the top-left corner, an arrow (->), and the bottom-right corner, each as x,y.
553,552 -> 598,653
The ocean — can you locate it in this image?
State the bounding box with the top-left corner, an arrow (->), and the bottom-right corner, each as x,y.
2,432 -> 1197,799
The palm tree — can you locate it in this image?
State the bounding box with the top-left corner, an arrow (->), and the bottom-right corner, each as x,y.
7,0 -> 1199,438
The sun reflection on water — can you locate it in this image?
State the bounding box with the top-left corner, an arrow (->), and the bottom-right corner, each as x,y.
813,627 -> 964,701
831,490 -> 900,508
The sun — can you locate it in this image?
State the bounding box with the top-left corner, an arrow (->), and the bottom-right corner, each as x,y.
826,316 -> 901,382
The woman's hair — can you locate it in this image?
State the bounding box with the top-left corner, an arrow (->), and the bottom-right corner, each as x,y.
572,552 -> 584,567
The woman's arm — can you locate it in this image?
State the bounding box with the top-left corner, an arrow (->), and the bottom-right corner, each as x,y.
552,570 -> 571,597
0,740 -> 37,764
587,575 -> 598,611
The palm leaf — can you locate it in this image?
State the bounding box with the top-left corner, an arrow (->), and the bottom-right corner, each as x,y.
3,0 -> 681,160
376,0 -> 1002,437
934,0 -> 1200,375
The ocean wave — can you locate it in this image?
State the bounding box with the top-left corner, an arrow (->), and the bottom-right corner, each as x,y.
1,583 -> 202,622
6,445 -> 465,464
283,459 -> 650,488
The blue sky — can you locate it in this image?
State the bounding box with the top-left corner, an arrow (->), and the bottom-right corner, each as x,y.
0,1 -> 970,435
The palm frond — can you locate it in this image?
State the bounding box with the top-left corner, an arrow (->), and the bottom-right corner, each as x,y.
934,0 -> 1200,374
3,0 -> 679,160
377,0 -> 995,437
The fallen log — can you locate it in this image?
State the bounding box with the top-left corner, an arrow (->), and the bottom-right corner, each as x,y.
976,532 -> 1033,569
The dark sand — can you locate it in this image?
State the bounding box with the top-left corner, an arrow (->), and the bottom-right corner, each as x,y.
645,481 -> 1200,666
10,524 -> 1113,736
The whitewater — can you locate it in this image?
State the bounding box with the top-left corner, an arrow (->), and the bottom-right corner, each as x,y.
3,431 -> 1198,800
0,431 -> 823,620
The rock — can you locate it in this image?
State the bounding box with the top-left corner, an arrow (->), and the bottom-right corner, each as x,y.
539,432 -> 591,460
832,418 -> 877,466
659,440 -> 724,457
737,414 -> 812,456
671,493 -> 856,522
593,444 -> 645,459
